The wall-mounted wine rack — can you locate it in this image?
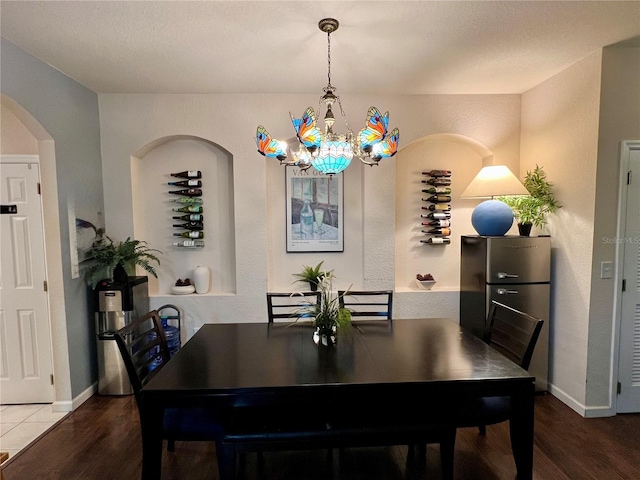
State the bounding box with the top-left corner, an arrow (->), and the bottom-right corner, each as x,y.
420,170 -> 452,245
169,170 -> 205,248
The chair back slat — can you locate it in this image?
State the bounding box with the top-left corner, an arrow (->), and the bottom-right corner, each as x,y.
114,310 -> 171,410
486,301 -> 544,370
338,290 -> 393,320
266,292 -> 322,323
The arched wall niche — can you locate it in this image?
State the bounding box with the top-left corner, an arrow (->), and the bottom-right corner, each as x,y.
0,94 -> 72,407
131,135 -> 236,296
395,132 -> 503,291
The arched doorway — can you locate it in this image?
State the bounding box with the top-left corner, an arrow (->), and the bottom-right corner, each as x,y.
1,95 -> 72,409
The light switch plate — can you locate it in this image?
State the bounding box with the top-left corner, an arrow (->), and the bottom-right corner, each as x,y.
601,261 -> 613,279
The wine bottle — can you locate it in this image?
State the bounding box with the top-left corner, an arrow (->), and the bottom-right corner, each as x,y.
172,213 -> 203,222
168,188 -> 202,197
168,179 -> 202,187
173,197 -> 203,205
173,221 -> 204,231
424,195 -> 452,203
172,205 -> 203,213
173,231 -> 204,239
300,199 -> 314,238
422,204 -> 451,212
422,170 -> 452,177
422,227 -> 452,236
422,219 -> 451,227
420,237 -> 451,244
422,187 -> 451,194
421,212 -> 451,220
171,170 -> 202,179
173,240 -> 205,248
424,178 -> 451,186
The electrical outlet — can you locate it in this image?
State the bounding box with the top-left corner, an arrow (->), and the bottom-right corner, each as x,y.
600,261 -> 613,279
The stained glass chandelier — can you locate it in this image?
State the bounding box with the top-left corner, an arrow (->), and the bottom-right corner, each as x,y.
256,18 -> 400,175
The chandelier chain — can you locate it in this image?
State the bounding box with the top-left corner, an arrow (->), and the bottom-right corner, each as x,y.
336,96 -> 354,138
326,30 -> 332,88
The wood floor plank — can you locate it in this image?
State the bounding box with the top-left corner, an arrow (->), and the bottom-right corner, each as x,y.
2,393 -> 639,479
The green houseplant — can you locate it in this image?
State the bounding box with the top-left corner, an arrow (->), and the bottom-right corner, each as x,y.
84,233 -> 162,287
498,165 -> 561,236
292,261 -> 330,291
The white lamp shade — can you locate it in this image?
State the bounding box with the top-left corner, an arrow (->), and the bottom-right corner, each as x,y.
460,165 -> 529,198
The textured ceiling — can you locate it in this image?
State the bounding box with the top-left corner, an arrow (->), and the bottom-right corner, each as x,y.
1,1 -> 639,95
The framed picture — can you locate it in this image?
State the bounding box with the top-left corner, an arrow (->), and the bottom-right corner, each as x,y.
286,166 -> 344,252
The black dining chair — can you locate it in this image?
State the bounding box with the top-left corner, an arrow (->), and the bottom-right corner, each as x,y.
338,290 -> 393,320
459,300 -> 544,434
266,291 -> 321,323
114,310 -> 224,452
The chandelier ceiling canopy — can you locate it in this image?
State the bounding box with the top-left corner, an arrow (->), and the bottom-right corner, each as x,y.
256,18 -> 400,175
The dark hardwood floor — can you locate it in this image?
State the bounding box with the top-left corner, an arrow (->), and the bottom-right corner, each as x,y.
3,393 -> 639,480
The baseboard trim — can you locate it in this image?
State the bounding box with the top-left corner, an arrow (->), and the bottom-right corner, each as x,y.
548,383 -> 615,418
583,405 -> 615,418
548,383 -> 587,417
52,382 -> 97,412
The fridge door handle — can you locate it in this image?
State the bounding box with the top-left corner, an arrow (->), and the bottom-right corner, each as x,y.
497,288 -> 519,295
497,272 -> 519,279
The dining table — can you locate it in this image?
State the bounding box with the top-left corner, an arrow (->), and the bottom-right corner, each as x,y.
140,318 -> 535,479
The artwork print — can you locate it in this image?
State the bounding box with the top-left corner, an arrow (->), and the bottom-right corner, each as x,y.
286,166 -> 344,252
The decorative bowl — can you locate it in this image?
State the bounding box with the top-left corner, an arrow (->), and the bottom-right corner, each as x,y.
415,279 -> 436,290
171,285 -> 195,295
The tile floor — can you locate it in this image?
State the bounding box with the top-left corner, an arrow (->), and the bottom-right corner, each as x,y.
0,404 -> 68,462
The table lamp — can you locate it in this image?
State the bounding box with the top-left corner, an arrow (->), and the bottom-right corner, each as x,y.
460,162 -> 529,236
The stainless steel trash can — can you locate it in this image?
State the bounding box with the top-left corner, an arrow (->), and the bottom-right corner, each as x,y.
94,276 -> 149,395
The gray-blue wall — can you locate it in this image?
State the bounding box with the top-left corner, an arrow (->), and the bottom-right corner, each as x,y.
1,37 -> 104,397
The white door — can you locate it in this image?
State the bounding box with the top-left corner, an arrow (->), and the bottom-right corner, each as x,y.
618,142 -> 640,413
0,162 -> 54,404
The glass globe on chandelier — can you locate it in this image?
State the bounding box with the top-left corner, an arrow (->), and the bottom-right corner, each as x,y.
255,18 -> 400,175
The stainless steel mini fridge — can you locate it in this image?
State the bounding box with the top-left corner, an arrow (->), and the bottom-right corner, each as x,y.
460,235 -> 551,391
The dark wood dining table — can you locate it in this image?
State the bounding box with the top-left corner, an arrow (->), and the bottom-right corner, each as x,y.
140,318 -> 535,479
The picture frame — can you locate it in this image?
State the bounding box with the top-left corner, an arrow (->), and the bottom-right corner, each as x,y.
286,166 -> 344,252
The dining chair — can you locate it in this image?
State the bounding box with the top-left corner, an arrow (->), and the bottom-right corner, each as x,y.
219,405 -> 456,480
266,291 -> 321,323
459,300 -> 544,434
338,290 -> 393,320
114,310 -> 224,452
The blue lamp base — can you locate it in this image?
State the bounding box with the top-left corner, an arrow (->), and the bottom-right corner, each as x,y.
471,200 -> 514,236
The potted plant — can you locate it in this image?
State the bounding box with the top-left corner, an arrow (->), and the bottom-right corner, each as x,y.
292,261 -> 330,291
84,233 -> 162,287
498,165 -> 561,236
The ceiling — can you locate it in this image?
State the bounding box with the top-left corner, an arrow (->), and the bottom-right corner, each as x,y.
2,1 -> 639,95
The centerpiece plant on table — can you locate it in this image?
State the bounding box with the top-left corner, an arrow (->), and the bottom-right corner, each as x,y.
293,267 -> 351,346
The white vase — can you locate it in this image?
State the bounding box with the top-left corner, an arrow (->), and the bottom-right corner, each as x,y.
193,265 -> 210,294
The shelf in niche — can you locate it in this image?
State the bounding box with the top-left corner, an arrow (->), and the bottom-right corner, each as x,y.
395,286 -> 459,293
150,292 -> 237,299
